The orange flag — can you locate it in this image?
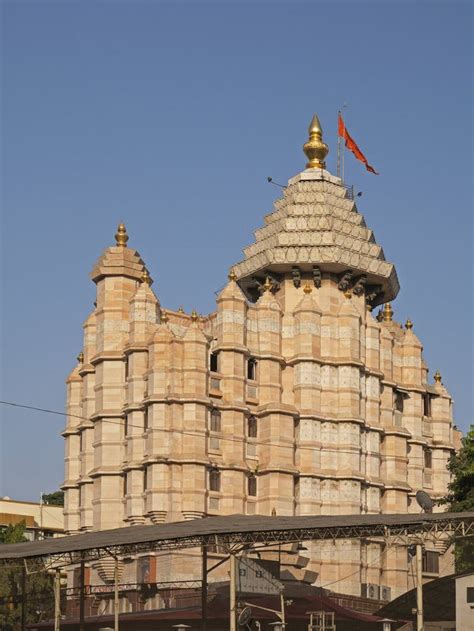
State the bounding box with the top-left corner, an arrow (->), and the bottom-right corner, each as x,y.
338,113 -> 379,175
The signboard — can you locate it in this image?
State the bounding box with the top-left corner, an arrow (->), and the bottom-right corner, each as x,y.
236,557 -> 283,596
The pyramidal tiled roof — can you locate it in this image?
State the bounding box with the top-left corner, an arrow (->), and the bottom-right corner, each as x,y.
233,169 -> 399,306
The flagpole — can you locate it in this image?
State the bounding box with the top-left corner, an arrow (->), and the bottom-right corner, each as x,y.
341,103 -> 347,184
337,110 -> 341,178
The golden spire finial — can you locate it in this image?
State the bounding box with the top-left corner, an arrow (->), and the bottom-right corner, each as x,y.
405,318 -> 413,330
191,309 -> 199,322
178,306 -> 185,314
303,282 -> 312,294
228,269 -> 237,282
382,302 -> 393,322
434,370 -> 442,384
160,309 -> 169,324
77,351 -> 84,364
262,277 -> 272,293
141,269 -> 152,285
303,113 -> 329,169
115,223 -> 129,247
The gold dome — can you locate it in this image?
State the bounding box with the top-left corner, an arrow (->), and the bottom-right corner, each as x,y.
303,282 -> 312,294
303,114 -> 329,169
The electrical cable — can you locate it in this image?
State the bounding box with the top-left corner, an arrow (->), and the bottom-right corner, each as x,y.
0,400 -> 450,463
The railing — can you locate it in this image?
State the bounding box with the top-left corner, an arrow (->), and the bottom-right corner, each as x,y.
344,184 -> 355,200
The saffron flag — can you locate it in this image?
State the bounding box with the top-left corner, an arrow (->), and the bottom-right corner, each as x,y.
338,113 -> 379,175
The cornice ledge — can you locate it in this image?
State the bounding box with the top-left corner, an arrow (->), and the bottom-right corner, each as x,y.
255,402 -> 299,417
90,410 -> 125,421
90,351 -> 124,365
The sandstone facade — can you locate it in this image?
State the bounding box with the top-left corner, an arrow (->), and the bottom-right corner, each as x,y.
63,133 -> 458,601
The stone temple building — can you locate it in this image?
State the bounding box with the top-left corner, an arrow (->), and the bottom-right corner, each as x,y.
62,114 -> 458,606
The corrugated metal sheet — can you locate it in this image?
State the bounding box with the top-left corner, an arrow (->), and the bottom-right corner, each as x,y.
0,511 -> 472,560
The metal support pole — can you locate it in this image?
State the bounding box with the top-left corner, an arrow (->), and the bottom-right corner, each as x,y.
54,568 -> 61,631
416,543 -> 424,631
230,553 -> 237,631
114,556 -> 119,631
201,544 -> 208,631
280,591 -> 286,629
21,563 -> 26,631
79,559 -> 85,631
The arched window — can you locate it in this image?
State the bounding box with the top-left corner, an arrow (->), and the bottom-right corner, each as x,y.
247,474 -> 257,497
210,351 -> 220,373
247,358 -> 257,381
247,416 -> 257,438
209,469 -> 221,492
210,408 -> 221,433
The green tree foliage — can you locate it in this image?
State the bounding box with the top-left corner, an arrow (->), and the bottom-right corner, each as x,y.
445,425 -> 474,572
41,491 -> 64,506
0,521 -> 54,630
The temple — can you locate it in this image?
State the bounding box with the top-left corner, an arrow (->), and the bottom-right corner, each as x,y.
62,114 -> 458,609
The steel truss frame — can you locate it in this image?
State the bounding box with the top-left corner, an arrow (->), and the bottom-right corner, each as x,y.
20,514 -> 474,572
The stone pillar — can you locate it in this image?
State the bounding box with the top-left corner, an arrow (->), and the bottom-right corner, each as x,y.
146,319 -> 177,523
63,359 -> 82,534
181,316 -> 208,519
79,312 -> 96,531
89,227 -> 146,530
124,278 -> 159,525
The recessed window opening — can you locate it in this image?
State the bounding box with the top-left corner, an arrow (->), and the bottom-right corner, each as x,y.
247,416 -> 257,438
423,394 -> 432,417
124,415 -> 129,437
424,448 -> 432,469
143,467 -> 148,492
210,408 -> 221,433
247,358 -> 257,380
144,407 -> 149,431
394,391 -> 404,413
210,351 -> 220,373
209,469 -> 221,492
248,474 -> 257,497
123,474 -> 128,496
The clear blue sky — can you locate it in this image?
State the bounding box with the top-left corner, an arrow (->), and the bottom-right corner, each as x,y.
1,1 -> 472,501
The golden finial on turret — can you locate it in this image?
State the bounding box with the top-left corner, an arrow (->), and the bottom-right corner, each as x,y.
434,370 -> 442,384
303,282 -> 312,294
141,269 -> 152,285
77,351 -> 84,364
115,223 -> 129,247
262,277 -> 272,293
405,318 -> 413,330
160,309 -> 169,324
228,269 -> 237,282
303,113 -> 329,169
382,302 -> 393,322
178,306 -> 184,314
191,309 -> 199,322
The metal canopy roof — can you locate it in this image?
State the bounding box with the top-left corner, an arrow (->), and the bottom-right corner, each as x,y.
1,512 -> 473,565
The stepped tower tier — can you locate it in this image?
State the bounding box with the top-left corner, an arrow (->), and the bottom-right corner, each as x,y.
233,116 -> 399,308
